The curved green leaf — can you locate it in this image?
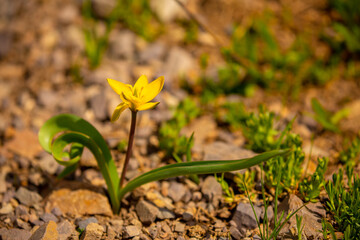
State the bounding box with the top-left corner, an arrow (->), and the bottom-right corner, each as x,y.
38,114 -> 120,213
118,149 -> 290,202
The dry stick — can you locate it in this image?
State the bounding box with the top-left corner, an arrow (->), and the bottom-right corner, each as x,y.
174,0 -> 251,69
120,111 -> 137,188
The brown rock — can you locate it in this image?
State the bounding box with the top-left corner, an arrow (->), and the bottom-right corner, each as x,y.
276,194 -> 324,239
15,187 -> 43,207
29,221 -> 58,240
57,220 -> 77,240
80,222 -> 104,240
180,115 -> 217,147
203,141 -> 256,161
45,189 -> 112,217
136,200 -> 159,224
5,130 -> 43,159
0,228 -> 32,240
0,64 -> 25,79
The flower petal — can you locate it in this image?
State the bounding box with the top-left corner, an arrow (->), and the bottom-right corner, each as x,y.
133,75 -> 148,97
107,78 -> 132,96
136,102 -> 160,111
111,102 -> 129,122
140,76 -> 164,103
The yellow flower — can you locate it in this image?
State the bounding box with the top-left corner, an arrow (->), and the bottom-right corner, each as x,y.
107,75 -> 164,122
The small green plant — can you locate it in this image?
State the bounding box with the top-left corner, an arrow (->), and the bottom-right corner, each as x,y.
242,164 -> 305,240
159,97 -> 200,156
296,215 -> 305,240
339,136 -> 360,167
299,157 -> 328,202
325,168 -> 360,239
240,107 -> 305,192
215,173 -> 239,205
82,0 -> 112,69
220,102 -> 248,130
234,170 -> 256,193
82,0 -> 162,68
327,0 -> 360,54
39,75 -> 290,214
322,219 -> 337,240
173,133 -> 199,184
310,98 -> 349,133
241,105 -> 278,152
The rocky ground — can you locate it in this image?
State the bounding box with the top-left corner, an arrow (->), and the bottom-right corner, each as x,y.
0,0 -> 359,239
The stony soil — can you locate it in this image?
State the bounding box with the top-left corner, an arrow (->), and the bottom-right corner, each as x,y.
0,0 -> 359,239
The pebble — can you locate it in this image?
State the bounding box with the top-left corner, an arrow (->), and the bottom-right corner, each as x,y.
77,217 -> 99,230
5,130 -> 43,159
90,91 -> 108,121
136,200 -> 159,224
0,203 -> 14,215
15,218 -> 31,230
15,205 -> 30,221
163,47 -> 195,87
0,228 -> 32,240
80,222 -> 104,240
139,42 -> 166,63
201,176 -> 222,206
109,219 -> 123,233
157,208 -> 175,220
38,154 -> 59,175
40,213 -> 58,223
15,187 -> 43,207
203,141 -> 256,162
57,220 -> 77,240
29,220 -> 58,240
45,189 -> 112,217
182,210 -> 194,221
261,205 -> 274,222
106,225 -> 116,240
50,207 -> 62,217
276,194 -> 324,239
108,30 -> 135,60
168,181 -> 187,202
232,202 -> 262,230
91,0 -> 117,18
37,89 -> 59,109
150,0 -> 185,22
174,222 -> 185,233
124,225 -> 142,238
0,166 -> 10,193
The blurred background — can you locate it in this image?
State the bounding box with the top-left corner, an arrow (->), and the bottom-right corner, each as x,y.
0,0 -> 360,238
0,0 -> 359,132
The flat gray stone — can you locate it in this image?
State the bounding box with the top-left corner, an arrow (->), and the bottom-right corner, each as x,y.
232,202 -> 262,230
201,176 -> 222,206
15,187 -> 43,207
136,200 -> 159,224
0,228 -> 32,240
276,194 -> 324,239
124,225 -> 141,238
167,181 -> 187,202
57,220 -> 77,240
77,217 -> 99,230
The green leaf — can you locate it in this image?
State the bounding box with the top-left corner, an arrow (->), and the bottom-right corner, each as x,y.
311,98 -> 341,133
38,114 -> 120,213
118,148 -> 291,201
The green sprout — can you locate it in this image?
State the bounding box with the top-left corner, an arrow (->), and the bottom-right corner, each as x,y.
310,97 -> 349,133
38,75 -> 290,214
299,157 -> 328,202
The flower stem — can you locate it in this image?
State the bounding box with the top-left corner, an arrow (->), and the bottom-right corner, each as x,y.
120,111 -> 137,188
